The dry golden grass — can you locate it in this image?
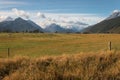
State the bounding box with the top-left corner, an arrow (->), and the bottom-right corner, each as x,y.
0,51 -> 120,80
0,33 -> 120,58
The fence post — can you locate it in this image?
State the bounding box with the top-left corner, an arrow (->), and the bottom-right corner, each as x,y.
108,41 -> 112,51
8,48 -> 10,57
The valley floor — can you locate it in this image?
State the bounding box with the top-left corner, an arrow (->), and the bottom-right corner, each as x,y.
0,51 -> 120,80
0,33 -> 120,80
0,33 -> 120,58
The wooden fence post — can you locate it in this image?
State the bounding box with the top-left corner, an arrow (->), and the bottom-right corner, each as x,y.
109,41 -> 112,51
8,48 -> 10,57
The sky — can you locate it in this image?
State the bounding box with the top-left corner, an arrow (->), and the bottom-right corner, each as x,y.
0,0 -> 120,28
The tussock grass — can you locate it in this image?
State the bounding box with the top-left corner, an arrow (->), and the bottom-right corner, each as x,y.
0,51 -> 120,80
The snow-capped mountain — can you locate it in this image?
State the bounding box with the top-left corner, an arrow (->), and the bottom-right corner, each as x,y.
0,17 -> 44,32
106,10 -> 120,20
3,17 -> 14,21
44,21 -> 88,33
44,23 -> 77,33
0,16 -> 89,33
83,10 -> 120,33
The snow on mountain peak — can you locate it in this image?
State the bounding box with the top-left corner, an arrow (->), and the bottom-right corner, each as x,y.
4,16 -> 14,21
106,10 -> 120,20
112,10 -> 120,14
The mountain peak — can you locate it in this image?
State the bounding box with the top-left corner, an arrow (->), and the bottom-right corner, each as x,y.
0,17 -> 44,32
49,23 -> 59,27
4,16 -> 14,21
106,10 -> 120,20
112,10 -> 120,14
83,10 -> 120,33
15,17 -> 24,21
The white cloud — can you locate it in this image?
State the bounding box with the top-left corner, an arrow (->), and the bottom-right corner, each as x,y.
0,16 -> 7,22
12,8 -> 30,19
0,11 -> 12,15
0,11 -> 13,21
0,8 -> 105,29
37,12 -> 46,18
36,13 -> 105,28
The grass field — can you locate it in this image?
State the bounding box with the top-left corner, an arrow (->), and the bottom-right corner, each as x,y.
0,33 -> 120,80
0,33 -> 120,58
1,51 -> 120,80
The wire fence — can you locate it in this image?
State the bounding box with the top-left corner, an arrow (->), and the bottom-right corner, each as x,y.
0,41 -> 119,58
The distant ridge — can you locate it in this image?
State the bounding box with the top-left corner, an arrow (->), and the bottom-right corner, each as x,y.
83,10 -> 120,33
44,23 -> 79,33
0,16 -> 89,33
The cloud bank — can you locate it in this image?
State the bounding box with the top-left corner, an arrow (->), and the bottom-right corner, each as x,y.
37,12 -> 46,18
0,8 -> 105,29
12,8 -> 30,19
36,13 -> 104,29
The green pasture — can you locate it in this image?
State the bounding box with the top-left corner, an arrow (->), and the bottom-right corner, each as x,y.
0,33 -> 120,58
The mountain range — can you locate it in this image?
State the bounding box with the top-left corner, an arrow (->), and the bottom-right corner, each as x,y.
0,17 -> 43,33
1,10 -> 120,33
83,10 -> 120,33
0,17 -> 87,33
44,23 -> 80,33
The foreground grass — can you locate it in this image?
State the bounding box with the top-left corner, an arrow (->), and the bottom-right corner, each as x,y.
0,51 -> 120,80
0,33 -> 120,57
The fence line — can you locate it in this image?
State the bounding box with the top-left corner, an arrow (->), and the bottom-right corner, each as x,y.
0,41 -> 116,58
109,41 -> 112,51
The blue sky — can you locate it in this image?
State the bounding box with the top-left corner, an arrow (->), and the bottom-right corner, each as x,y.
0,0 -> 120,28
0,0 -> 120,15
